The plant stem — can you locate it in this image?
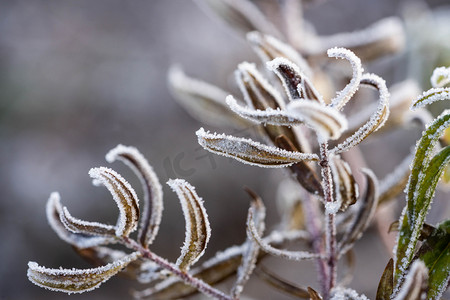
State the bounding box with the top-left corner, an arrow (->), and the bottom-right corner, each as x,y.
122,237 -> 232,300
319,142 -> 337,299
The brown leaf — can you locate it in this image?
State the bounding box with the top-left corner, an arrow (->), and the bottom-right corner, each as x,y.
376,259 -> 394,300
307,287 -> 323,300
255,265 -> 310,298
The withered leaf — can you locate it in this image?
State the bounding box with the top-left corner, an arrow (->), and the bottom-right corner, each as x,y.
392,260 -> 428,300
196,127 -> 319,168
89,167 -> 140,237
46,192 -> 116,249
307,287 -> 323,300
27,252 -> 140,294
167,179 -> 211,271
255,266 -> 310,298
59,206 -> 116,237
329,155 -> 359,212
106,144 -> 163,247
338,169 -> 379,256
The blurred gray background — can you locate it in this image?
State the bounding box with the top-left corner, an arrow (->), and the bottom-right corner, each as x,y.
0,0 -> 448,299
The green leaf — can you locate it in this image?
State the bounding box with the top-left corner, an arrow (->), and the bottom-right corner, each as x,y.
376,259 -> 394,300
416,220 -> 450,300
395,109 -> 450,286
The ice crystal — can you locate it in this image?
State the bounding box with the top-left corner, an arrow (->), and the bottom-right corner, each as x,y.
430,66 -> 450,88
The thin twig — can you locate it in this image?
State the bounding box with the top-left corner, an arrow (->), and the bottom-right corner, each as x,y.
122,237 -> 232,300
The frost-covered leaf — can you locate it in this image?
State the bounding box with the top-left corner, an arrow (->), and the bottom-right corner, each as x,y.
330,287 -> 369,300
231,188 -> 265,298
267,57 -> 324,103
329,155 -> 359,212
255,266 -> 310,298
392,260 -> 428,300
331,73 -> 389,154
287,100 -> 348,141
89,167 -> 139,237
395,110 -> 450,283
167,179 -> 211,271
105,145 -> 163,247
317,17 -> 404,62
307,287 -> 323,300
194,0 -> 281,38
247,31 -> 312,77
431,66 -> 450,88
235,62 -> 285,110
168,66 -> 249,128
410,87 -> 450,110
59,206 -> 116,237
275,135 -> 322,196
46,193 -> 116,248
226,95 -> 347,142
196,127 -> 319,168
376,259 -> 394,300
338,169 -> 379,256
328,47 -> 363,111
415,220 -> 450,299
247,196 -> 317,261
27,252 -> 140,294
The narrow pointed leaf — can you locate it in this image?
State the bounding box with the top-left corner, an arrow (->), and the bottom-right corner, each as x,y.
431,66 -> 450,88
27,252 -> 140,294
328,47 -> 363,111
376,259 -> 394,300
415,220 -> 450,299
247,198 -> 318,261
167,179 -> 211,271
235,62 -> 285,110
59,206 -> 116,237
395,111 -> 450,283
410,87 -> 450,110
393,260 -> 428,300
332,73 -> 389,154
255,266 -> 310,298
196,127 -> 319,168
89,167 -> 139,237
46,192 -> 116,248
231,188 -> 265,298
267,57 -> 324,103
106,145 -> 163,247
329,155 -> 359,212
339,169 -> 379,256
308,287 -> 323,300
247,31 -> 312,77
168,66 -> 249,128
194,0 -> 281,38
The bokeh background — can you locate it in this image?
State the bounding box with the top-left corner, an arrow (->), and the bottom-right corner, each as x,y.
0,0 -> 449,299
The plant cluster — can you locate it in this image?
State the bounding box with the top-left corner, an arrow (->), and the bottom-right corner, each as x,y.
27,1 -> 449,299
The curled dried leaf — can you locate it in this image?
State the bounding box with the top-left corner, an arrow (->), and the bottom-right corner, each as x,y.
46,192 -> 116,249
167,179 -> 211,271
329,155 -> 359,212
392,260 -> 428,300
194,0 -> 281,38
59,206 -> 116,237
331,73 -> 389,154
196,127 -> 319,168
267,57 -> 324,103
328,47 -> 363,111
168,65 -> 249,128
231,188 -> 265,298
308,287 -> 323,300
235,62 -> 285,110
247,31 -> 312,77
338,169 -> 379,256
106,145 -> 163,247
89,167 -> 139,237
27,252 -> 140,294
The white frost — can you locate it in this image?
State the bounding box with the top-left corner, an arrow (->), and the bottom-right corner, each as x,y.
431,66 -> 450,88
